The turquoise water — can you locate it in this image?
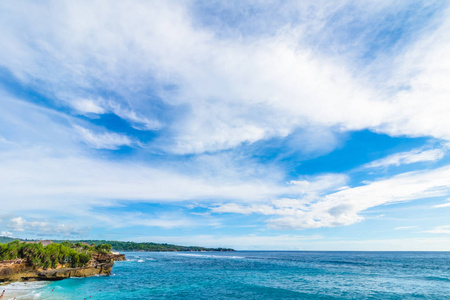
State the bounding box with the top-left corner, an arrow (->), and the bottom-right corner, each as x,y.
9,251 -> 450,299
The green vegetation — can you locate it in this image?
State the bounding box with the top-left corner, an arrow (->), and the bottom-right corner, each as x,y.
59,240 -> 234,252
0,240 -> 112,269
0,236 -> 234,253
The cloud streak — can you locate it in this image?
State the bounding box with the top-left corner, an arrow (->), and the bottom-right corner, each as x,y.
73,125 -> 135,150
213,165 -> 450,229
363,147 -> 446,169
433,200 -> 450,208
423,225 -> 450,234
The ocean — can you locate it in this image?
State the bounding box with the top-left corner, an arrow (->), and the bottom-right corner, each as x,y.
3,251 -> 450,299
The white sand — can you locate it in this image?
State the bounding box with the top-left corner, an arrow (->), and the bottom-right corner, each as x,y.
1,281 -> 50,299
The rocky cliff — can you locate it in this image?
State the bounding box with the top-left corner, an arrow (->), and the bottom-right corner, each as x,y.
0,253 -> 125,283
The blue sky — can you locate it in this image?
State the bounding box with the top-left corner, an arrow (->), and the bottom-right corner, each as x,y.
1,0 -> 450,250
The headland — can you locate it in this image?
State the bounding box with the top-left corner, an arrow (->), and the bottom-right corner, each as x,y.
0,240 -> 125,284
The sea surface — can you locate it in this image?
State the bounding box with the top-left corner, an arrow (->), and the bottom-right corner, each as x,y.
3,251 -> 450,299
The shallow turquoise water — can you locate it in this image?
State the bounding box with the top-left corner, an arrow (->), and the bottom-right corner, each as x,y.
11,251 -> 450,299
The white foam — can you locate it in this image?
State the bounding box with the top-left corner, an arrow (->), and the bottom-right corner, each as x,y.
177,253 -> 245,259
2,281 -> 50,300
3,281 -> 50,291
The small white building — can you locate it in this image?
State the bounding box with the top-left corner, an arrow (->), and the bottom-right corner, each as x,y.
38,240 -> 53,246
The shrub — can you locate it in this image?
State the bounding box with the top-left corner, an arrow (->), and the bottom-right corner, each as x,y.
0,241 -> 100,269
95,244 -> 112,253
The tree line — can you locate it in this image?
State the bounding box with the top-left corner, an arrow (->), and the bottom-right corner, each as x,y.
58,240 -> 234,252
0,236 -> 234,252
0,240 -> 112,269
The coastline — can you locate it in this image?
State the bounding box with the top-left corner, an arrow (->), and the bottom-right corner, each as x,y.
3,251 -> 449,299
0,253 -> 125,284
0,239 -> 127,285
1,281 -> 51,299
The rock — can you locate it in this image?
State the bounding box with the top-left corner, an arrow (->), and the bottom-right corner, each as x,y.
112,253 -> 126,261
0,253 -> 125,283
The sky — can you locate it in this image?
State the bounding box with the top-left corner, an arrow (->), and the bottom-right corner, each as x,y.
1,0 -> 450,250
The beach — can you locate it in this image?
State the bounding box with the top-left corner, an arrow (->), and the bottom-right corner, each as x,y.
1,282 -> 51,299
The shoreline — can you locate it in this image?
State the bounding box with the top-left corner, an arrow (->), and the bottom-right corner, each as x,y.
1,281 -> 51,299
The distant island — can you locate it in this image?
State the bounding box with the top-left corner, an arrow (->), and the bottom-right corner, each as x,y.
0,240 -> 125,283
0,236 -> 234,252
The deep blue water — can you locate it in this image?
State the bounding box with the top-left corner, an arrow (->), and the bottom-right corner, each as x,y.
7,251 -> 450,299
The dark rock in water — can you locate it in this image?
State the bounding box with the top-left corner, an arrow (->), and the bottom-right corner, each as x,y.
0,253 -> 126,283
112,253 -> 126,261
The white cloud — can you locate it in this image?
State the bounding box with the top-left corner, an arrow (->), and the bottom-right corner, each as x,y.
73,125 -> 134,149
212,174 -> 349,216
394,226 -> 418,230
107,101 -> 161,131
1,1 -> 449,154
0,151 -> 286,212
2,217 -> 86,237
212,203 -> 278,216
364,148 -> 446,169
288,174 -> 349,198
423,225 -> 450,234
71,98 -> 161,130
378,7 -> 450,141
88,212 -> 220,229
8,217 -> 26,232
0,94 -> 286,214
213,166 -> 450,229
72,99 -> 105,114
134,218 -> 201,229
1,231 -> 13,237
2,94 -> 448,232
433,200 -> 450,208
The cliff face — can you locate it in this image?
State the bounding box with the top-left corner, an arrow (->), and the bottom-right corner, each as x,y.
111,253 -> 126,261
0,253 -> 125,283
